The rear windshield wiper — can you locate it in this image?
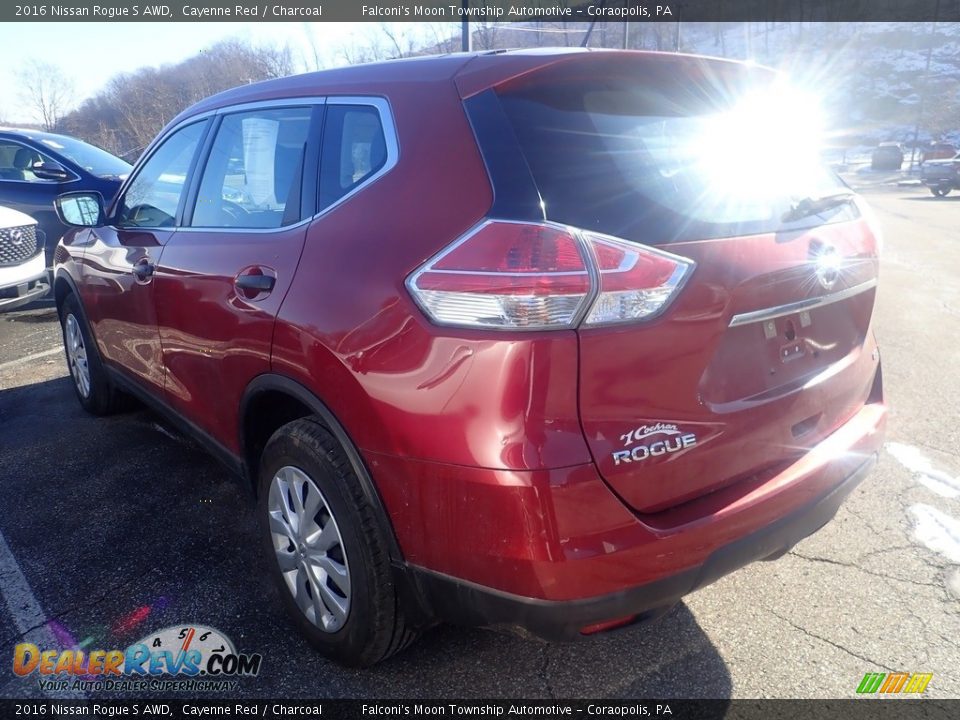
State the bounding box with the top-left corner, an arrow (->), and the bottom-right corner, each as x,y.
782,191 -> 856,223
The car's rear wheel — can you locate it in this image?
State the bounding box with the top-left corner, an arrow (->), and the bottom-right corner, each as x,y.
60,293 -> 126,415
257,418 -> 417,667
931,186 -> 951,197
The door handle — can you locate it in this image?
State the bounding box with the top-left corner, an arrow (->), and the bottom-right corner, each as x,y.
235,274 -> 275,292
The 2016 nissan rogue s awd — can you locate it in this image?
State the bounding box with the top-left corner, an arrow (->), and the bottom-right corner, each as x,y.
52,50 -> 886,667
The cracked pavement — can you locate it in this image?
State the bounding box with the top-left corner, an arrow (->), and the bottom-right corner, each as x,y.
0,186 -> 957,699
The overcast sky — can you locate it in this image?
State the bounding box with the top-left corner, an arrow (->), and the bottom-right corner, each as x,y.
0,22 -> 442,125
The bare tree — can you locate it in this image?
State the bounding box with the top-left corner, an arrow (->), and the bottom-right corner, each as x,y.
333,23 -> 436,65
472,21 -> 500,50
62,38 -> 295,161
17,60 -> 74,131
924,80 -> 960,140
302,22 -> 323,72
379,23 -> 407,58
336,30 -> 392,65
419,22 -> 458,54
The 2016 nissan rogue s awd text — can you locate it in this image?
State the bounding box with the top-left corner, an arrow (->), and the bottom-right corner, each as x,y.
51,50 -> 886,667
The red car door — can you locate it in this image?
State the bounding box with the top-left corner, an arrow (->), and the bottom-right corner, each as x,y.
79,121 -> 209,398
152,103 -> 320,452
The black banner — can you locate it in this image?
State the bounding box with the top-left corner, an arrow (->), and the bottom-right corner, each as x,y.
1,699 -> 958,720
3,0 -> 960,23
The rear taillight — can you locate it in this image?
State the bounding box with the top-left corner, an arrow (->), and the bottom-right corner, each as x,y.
406,220 -> 694,330
580,230 -> 694,326
405,221 -> 591,329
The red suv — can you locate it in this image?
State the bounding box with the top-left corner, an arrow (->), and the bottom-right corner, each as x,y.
52,50 -> 886,667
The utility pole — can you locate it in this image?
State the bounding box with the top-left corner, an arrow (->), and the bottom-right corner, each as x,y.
623,22 -> 629,49
582,0 -> 605,47
461,0 -> 472,52
909,0 -> 940,170
673,2 -> 683,52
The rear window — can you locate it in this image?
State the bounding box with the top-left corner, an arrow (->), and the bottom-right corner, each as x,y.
35,134 -> 131,178
496,65 -> 854,243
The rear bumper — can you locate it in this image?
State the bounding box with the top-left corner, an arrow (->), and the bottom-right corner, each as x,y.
410,452 -> 876,640
378,399 -> 886,639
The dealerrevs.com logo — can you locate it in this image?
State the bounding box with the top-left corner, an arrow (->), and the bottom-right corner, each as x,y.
12,624 -> 262,693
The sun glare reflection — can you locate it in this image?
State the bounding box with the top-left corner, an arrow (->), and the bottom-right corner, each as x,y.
691,80 -> 829,210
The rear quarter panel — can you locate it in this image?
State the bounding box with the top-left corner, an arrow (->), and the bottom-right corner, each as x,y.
270,79 -> 591,472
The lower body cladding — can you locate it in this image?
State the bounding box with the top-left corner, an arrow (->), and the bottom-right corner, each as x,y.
371,400 -> 886,640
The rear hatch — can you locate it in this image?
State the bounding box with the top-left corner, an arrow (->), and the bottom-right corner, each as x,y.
490,53 -> 881,513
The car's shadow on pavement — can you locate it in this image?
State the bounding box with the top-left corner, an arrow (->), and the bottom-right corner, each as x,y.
4,296 -> 56,313
3,306 -> 58,325
0,377 -> 732,699
366,603 -> 732,698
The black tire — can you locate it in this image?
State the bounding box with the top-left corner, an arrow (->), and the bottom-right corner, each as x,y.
257,418 -> 417,667
932,186 -> 951,197
59,292 -> 127,415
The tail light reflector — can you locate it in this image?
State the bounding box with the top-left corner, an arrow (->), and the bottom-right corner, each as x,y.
581,231 -> 694,326
580,615 -> 637,635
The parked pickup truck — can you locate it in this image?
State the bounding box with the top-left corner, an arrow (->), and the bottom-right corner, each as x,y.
921,152 -> 960,197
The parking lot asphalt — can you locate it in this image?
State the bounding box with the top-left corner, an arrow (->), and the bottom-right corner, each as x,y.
0,186 -> 958,700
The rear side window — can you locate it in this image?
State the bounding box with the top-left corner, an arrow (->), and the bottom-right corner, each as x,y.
495,69 -> 853,244
0,141 -> 59,183
117,122 -> 206,228
192,106 -> 313,229
319,105 -> 387,209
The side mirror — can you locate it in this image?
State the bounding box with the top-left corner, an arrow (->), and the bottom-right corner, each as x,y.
55,192 -> 105,228
31,161 -> 71,182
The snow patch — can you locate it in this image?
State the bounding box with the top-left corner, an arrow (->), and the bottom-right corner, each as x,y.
886,442 -> 960,498
908,504 -> 960,564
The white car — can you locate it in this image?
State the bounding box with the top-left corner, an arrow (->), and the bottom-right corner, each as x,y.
0,205 -> 48,310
